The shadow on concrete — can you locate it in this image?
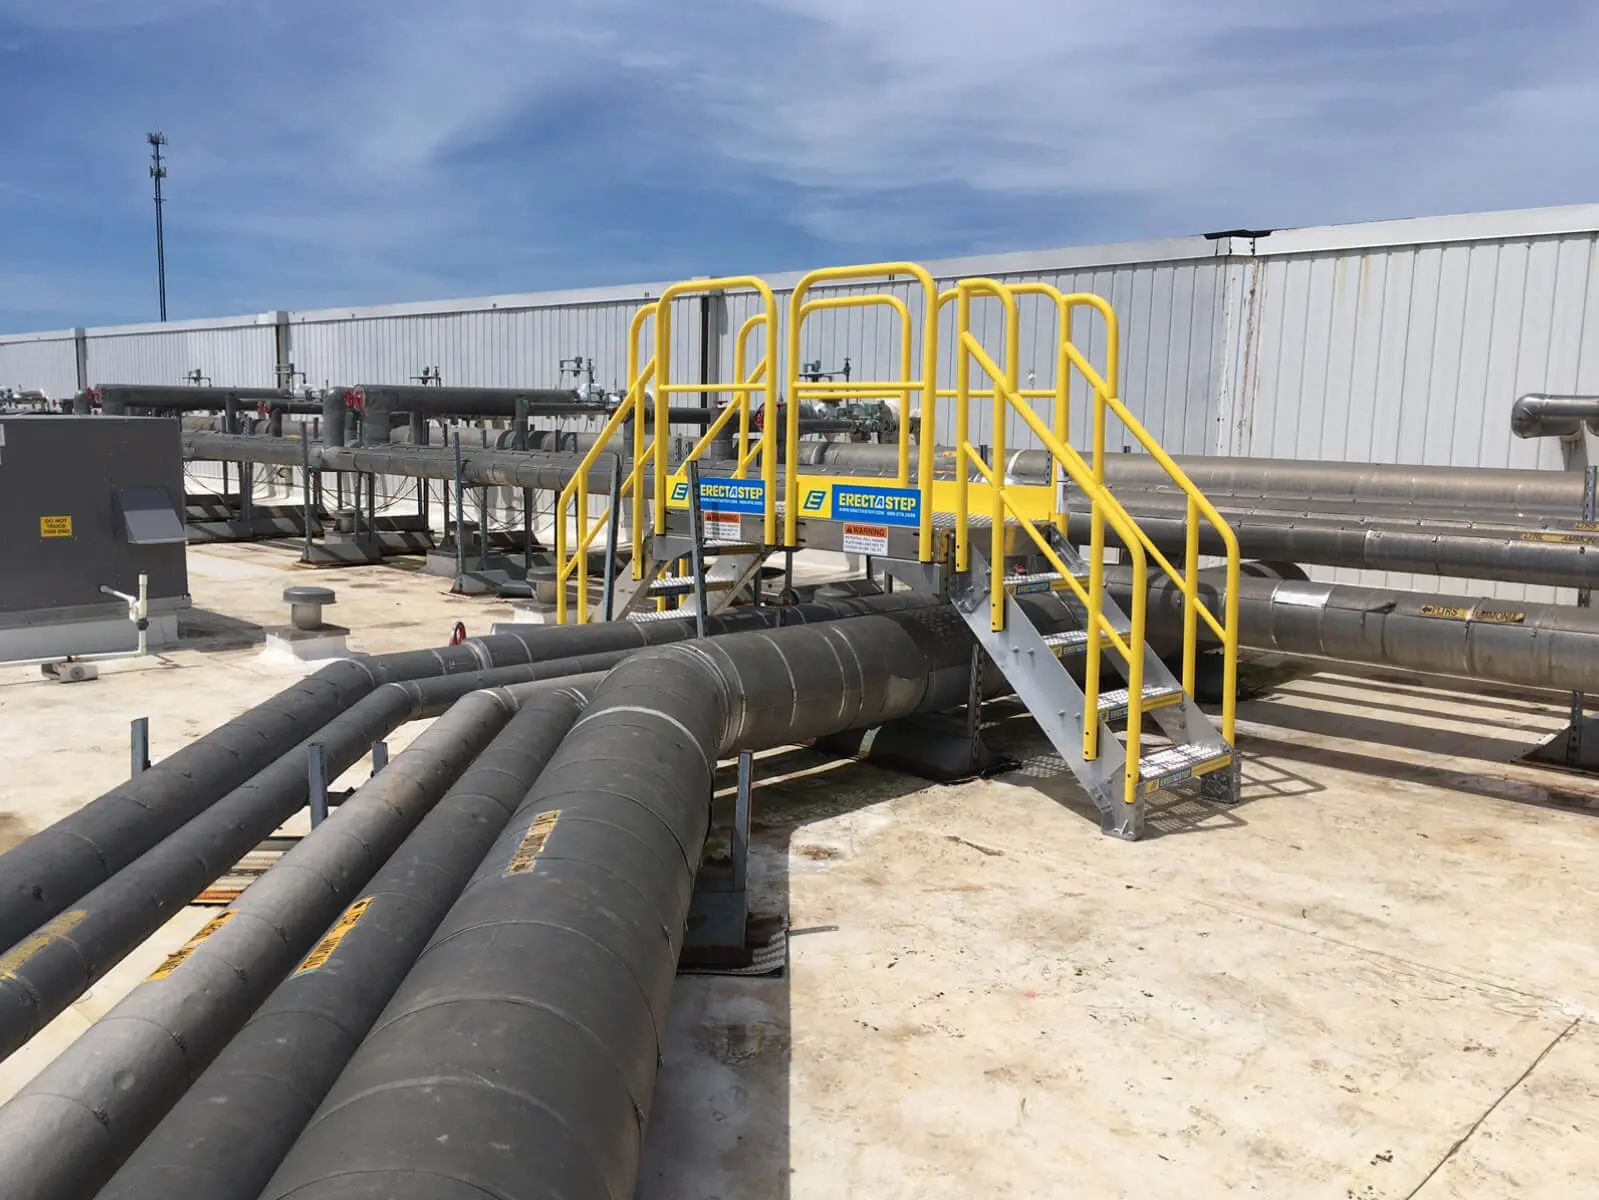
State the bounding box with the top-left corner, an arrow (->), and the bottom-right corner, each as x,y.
177,608 -> 267,653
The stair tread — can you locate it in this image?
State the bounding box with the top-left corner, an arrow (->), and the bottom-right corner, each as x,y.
1097,683 -> 1184,714
1137,743 -> 1232,782
625,609 -> 693,623
650,575 -> 737,594
1042,626 -> 1130,653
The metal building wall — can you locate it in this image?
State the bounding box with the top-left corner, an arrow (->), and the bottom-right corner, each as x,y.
0,330 -> 81,398
286,287 -> 698,392
716,242 -> 1230,458
83,315 -> 281,388
1226,205 -> 1599,602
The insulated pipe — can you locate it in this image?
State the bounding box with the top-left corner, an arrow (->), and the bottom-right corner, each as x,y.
184,433 -> 1599,588
100,680 -> 597,1200
1511,393 -> 1599,439
1117,569 -> 1599,694
191,432 -> 1593,518
351,386 -> 583,445
259,605 -> 1003,1200
805,441 -> 1591,509
0,593 -> 935,1026
0,683 -> 588,1200
1063,509 -> 1599,591
94,385 -> 298,415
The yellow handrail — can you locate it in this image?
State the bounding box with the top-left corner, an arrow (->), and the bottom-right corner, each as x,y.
951,280 -> 1154,806
554,362 -> 651,624
1054,327 -> 1239,747
936,285 -> 1119,537
793,293 -> 915,486
731,313 -> 766,476
655,277 -> 780,545
787,264 -> 941,558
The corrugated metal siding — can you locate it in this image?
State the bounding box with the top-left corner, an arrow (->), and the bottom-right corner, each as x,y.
1235,228 -> 1599,602
0,332 -> 79,398
85,325 -> 278,387
716,261 -> 1226,458
287,296 -> 697,392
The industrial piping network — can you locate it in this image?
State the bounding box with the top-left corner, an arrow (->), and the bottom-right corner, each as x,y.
182,431 -> 1599,591
0,592 -> 975,1198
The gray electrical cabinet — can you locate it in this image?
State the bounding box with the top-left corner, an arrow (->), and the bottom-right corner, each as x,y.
0,415 -> 190,660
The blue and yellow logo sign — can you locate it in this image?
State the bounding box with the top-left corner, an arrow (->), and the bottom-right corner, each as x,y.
832,484 -> 921,528
801,488 -> 829,516
666,476 -> 767,515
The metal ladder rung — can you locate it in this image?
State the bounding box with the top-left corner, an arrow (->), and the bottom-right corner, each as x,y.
649,575 -> 736,596
1137,744 -> 1233,793
1097,683 -> 1184,721
1041,627 -> 1130,658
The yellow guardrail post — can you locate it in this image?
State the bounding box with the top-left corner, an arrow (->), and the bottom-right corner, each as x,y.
793,293 -> 915,487
628,304 -> 654,576
731,313 -> 766,477
656,277 -> 779,544
786,264 -> 940,558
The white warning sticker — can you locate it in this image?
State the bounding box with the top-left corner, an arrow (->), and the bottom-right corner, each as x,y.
705,513 -> 741,543
841,522 -> 889,555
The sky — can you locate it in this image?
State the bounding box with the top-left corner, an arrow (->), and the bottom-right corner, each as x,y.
2,0 -> 1598,332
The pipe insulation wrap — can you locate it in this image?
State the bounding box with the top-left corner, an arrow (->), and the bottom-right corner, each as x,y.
0,594 -> 930,978
0,686 -> 414,1064
100,680 -> 597,1200
258,605 -> 1037,1200
0,688 -> 530,1200
1119,571 -> 1599,693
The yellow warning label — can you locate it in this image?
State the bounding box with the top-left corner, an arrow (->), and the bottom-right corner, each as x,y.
505,809 -> 561,876
1474,609 -> 1527,625
39,515 -> 72,538
1520,531 -> 1599,545
0,910 -> 87,980
1418,604 -> 1470,620
295,896 -> 373,975
149,911 -> 235,981
1576,521 -> 1599,532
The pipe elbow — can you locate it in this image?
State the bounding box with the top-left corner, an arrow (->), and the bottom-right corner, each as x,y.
1511,393 -> 1599,440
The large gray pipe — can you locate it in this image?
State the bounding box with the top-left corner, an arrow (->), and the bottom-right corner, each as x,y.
1511,393 -> 1599,440
0,600 -> 921,962
99,681 -> 596,1200
1064,509 -> 1599,590
1123,569 -> 1599,694
185,433 -> 1599,589
0,594 -> 935,1061
0,679 -> 590,1200
257,604 -> 1003,1200
805,441 -> 1593,509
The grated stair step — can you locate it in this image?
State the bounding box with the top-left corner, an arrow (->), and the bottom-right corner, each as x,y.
1097,683 -> 1184,722
649,575 -> 737,597
1136,743 -> 1233,794
1003,570 -> 1085,596
1041,626 -> 1131,658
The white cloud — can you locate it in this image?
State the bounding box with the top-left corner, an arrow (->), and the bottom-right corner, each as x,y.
6,0 -> 1599,326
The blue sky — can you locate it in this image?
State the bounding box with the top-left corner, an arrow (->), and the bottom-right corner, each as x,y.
2,0 -> 1596,332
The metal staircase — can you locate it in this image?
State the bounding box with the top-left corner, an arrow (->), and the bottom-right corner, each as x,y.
548,263 -> 1242,841
941,276 -> 1242,840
